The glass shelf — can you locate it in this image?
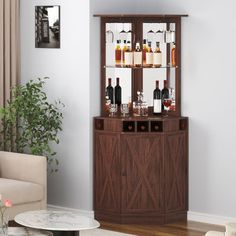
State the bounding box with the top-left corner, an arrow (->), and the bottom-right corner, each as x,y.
104,65 -> 178,69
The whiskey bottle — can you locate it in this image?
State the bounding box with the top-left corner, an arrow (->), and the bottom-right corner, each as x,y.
142,39 -> 148,66
171,43 -> 176,67
115,77 -> 122,106
153,80 -> 162,115
115,40 -> 121,66
122,40 -> 127,65
146,41 -> 153,67
133,42 -> 142,67
153,42 -> 162,67
106,78 -> 114,104
124,41 -> 133,67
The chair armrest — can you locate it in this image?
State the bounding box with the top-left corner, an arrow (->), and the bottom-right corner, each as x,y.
0,151 -> 47,186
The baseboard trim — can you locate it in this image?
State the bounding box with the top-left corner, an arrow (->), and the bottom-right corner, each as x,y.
188,211 -> 236,225
47,204 -> 94,219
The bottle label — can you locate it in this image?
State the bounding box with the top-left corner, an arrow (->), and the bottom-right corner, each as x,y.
153,53 -> 162,66
124,52 -> 133,66
134,52 -> 142,66
153,99 -> 162,113
146,52 -> 153,65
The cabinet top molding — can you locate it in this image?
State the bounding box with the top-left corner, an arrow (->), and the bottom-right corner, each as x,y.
93,14 -> 188,18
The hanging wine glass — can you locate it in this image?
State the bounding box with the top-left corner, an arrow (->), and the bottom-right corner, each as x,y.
106,23 -> 114,43
125,23 -> 132,44
147,24 -> 155,43
119,23 -> 127,42
155,23 -> 164,43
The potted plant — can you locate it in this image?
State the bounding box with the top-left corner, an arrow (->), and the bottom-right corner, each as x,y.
0,78 -> 64,172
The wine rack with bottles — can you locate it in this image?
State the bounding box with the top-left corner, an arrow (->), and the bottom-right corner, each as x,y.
93,14 -> 188,224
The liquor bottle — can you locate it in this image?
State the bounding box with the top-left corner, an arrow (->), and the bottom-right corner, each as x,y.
106,78 -> 114,104
124,41 -> 133,67
171,43 -> 176,67
153,80 -> 162,115
162,80 -> 169,110
115,77 -> 122,106
146,41 -> 153,67
133,42 -> 142,67
153,42 -> 162,67
115,40 -> 121,66
142,39 -> 148,66
122,40 -> 127,65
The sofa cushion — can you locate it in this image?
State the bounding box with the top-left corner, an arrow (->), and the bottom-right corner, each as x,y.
0,178 -> 44,205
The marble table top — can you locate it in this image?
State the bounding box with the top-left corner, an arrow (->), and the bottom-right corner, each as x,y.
14,210 -> 100,231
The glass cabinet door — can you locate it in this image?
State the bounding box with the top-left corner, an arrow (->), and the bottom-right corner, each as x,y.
102,19 -> 180,116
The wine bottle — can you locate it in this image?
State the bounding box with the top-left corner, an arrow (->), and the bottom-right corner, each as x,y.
153,42 -> 162,67
146,41 -> 153,67
142,39 -> 148,66
134,42 -> 142,67
153,80 -> 162,115
115,77 -> 122,106
124,41 -> 133,67
171,43 -> 176,67
162,80 -> 169,110
115,40 -> 121,66
106,78 -> 114,104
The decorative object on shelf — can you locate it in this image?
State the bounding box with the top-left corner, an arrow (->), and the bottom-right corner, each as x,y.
35,6 -> 60,48
133,91 -> 148,117
0,195 -> 12,235
0,78 -> 64,173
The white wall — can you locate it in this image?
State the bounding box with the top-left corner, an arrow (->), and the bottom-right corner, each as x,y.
90,0 -> 236,219
21,0 -> 236,219
21,0 -> 92,211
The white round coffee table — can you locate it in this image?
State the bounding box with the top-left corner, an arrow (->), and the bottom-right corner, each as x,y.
14,210 -> 100,236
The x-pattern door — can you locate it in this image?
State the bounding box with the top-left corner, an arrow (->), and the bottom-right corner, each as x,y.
95,133 -> 120,212
165,133 -> 187,212
121,134 -> 164,213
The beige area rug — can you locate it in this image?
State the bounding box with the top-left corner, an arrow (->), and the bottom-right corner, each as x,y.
81,229 -> 136,236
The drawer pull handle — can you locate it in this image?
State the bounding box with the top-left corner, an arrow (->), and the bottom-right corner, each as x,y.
128,125 -> 133,130
154,125 -> 159,130
141,126 -> 146,130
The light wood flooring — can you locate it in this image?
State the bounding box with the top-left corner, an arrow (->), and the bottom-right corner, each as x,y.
100,221 -> 225,236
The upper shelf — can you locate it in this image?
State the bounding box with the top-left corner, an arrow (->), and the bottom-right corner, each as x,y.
104,65 -> 178,69
93,14 -> 188,18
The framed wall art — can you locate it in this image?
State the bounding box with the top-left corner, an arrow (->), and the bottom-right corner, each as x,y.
35,6 -> 60,48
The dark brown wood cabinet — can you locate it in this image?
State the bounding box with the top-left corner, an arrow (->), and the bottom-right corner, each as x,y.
94,14 -> 188,224
94,117 -> 188,224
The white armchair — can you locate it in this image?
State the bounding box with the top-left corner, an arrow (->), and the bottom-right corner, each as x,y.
0,151 -> 47,220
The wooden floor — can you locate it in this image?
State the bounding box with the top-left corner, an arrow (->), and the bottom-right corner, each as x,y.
100,221 -> 225,236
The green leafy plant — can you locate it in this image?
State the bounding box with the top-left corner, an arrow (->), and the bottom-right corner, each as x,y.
0,78 -> 64,172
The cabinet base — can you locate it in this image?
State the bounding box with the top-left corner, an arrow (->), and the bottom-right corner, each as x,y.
95,211 -> 187,224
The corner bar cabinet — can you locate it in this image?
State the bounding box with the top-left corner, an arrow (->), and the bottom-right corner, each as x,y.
93,14 -> 188,224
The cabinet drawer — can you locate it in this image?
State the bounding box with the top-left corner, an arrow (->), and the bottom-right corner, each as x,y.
151,121 -> 163,132
123,121 -> 135,132
137,121 -> 149,132
95,119 -> 104,130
